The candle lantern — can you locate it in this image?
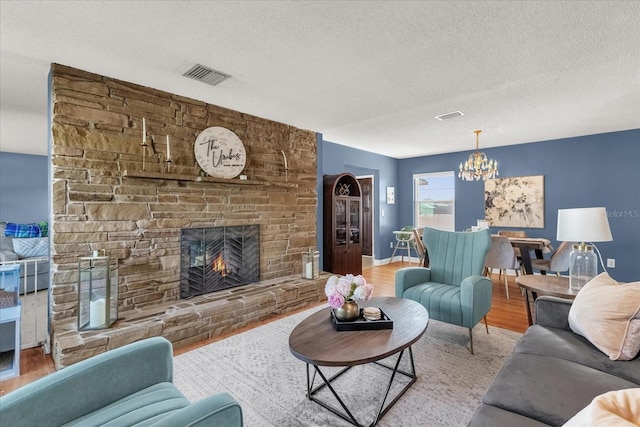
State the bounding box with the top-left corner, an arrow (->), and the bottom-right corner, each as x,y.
301,248 -> 320,280
78,251 -> 118,330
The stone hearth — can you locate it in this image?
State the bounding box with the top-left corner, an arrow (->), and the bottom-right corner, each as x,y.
53,274 -> 328,369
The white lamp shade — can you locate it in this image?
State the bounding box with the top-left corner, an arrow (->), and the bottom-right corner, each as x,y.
556,207 -> 613,242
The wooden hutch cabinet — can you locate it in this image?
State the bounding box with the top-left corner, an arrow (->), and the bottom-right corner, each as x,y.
323,173 -> 362,275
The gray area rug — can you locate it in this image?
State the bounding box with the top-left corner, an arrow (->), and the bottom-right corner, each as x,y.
173,306 -> 522,427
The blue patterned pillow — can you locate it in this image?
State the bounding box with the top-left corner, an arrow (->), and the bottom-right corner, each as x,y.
12,237 -> 49,258
4,222 -> 42,238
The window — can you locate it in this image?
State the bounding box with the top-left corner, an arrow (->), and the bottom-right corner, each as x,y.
413,171 -> 455,231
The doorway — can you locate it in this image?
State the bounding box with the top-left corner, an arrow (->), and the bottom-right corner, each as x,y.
357,176 -> 373,260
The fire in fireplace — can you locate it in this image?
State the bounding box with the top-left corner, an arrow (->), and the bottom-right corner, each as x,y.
211,253 -> 230,276
180,225 -> 260,298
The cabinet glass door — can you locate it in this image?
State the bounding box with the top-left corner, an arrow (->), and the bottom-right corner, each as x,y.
349,199 -> 360,244
335,199 -> 347,246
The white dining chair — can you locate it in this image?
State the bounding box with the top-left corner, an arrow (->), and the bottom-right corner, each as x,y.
531,241 -> 573,276
484,235 -> 522,299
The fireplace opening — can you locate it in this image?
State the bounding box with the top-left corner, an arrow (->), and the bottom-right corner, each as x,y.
180,225 -> 260,298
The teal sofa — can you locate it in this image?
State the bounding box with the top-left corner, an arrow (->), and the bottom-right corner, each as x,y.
0,337 -> 243,426
395,227 -> 492,353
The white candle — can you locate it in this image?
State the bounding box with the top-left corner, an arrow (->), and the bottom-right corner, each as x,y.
89,298 -> 106,327
305,262 -> 312,278
166,135 -> 171,159
142,118 -> 146,143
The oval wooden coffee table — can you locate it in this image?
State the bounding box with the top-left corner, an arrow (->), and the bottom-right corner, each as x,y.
289,297 -> 429,427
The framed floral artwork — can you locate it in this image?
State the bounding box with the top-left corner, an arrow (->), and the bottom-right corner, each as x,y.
484,175 -> 544,228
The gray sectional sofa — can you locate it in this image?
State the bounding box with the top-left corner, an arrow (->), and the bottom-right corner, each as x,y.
468,296 -> 640,426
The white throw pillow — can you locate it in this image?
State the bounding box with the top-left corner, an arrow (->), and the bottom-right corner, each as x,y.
568,272 -> 640,361
563,388 -> 640,426
12,237 -> 49,258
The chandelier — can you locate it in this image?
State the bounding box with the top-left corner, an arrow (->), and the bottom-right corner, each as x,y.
458,130 -> 499,181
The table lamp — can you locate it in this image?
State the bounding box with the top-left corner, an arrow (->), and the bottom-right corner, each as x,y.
556,207 -> 612,290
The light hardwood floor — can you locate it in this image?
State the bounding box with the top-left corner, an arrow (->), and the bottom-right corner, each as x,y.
0,261 -> 528,396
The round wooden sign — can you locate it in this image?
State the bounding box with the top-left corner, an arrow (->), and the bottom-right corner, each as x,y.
194,127 -> 246,178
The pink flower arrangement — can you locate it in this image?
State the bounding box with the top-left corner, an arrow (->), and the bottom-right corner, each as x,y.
325,274 -> 374,309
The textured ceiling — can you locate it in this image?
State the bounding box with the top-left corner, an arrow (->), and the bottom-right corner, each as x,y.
1,1 -> 639,158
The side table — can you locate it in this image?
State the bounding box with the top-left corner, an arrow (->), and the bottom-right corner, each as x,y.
0,302 -> 21,381
515,275 -> 578,326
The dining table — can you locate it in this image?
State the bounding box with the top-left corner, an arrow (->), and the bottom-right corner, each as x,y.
498,236 -> 554,274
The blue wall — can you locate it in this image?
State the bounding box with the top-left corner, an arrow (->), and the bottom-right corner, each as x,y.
2,129 -> 638,281
318,138 -> 399,264
322,129 -> 640,282
0,152 -> 48,223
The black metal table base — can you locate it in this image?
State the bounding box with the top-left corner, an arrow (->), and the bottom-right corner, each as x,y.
305,347 -> 416,427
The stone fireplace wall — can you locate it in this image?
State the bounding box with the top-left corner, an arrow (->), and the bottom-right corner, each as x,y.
50,64 -> 318,353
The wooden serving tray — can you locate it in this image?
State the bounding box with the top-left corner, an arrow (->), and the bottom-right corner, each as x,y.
330,307 -> 394,331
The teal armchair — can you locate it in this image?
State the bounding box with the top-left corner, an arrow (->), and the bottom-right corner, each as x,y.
395,227 -> 492,353
0,337 -> 243,426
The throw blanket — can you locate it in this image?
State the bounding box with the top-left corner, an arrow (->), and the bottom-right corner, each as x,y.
4,222 -> 47,238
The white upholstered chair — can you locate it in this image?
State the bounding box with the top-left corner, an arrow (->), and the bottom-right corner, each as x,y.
496,230 -> 527,258
484,235 -> 521,299
531,241 -> 573,276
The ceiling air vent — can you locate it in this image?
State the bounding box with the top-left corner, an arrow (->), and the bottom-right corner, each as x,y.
435,111 -> 464,121
182,64 -> 230,86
